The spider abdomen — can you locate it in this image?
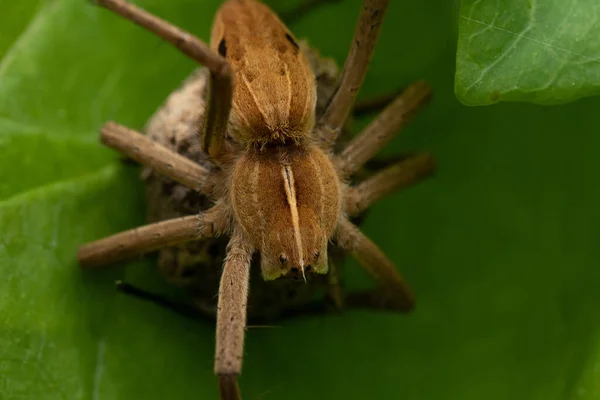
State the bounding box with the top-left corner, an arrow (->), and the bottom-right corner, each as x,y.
211,0 -> 317,145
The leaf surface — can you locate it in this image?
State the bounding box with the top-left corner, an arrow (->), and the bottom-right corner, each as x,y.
455,0 -> 600,105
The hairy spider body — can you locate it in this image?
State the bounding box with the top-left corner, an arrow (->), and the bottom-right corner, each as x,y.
77,0 -> 436,399
143,48 -> 351,320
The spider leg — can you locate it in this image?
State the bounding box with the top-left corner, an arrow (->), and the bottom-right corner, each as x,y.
336,218 -> 414,312
215,231 -> 254,400
316,0 -> 390,146
337,81 -> 432,177
77,204 -> 229,268
344,152 -> 435,217
101,122 -> 213,194
94,0 -> 233,163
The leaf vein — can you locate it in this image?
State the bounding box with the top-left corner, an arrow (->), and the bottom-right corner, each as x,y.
460,13 -> 600,68
463,0 -> 538,93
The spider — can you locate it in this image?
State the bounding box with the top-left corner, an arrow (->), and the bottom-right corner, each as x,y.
77,0 -> 434,398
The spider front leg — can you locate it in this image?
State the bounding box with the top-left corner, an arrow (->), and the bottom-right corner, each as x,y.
317,0 -> 390,146
94,0 -> 233,163
215,230 -> 254,400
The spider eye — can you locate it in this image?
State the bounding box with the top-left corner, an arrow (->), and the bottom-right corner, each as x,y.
279,254 -> 288,264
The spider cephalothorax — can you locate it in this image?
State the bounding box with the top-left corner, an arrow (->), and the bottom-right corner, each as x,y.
230,142 -> 340,280
77,1 -> 435,399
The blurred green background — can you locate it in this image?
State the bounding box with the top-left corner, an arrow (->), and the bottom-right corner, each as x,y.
1,0 -> 599,399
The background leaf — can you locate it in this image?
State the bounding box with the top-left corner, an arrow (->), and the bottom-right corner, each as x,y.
455,0 -> 600,105
1,0 -> 600,399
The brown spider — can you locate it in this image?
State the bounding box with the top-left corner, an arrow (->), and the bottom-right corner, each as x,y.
77,0 -> 434,399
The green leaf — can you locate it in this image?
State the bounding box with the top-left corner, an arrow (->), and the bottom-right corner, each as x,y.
2,0 -> 600,399
455,0 -> 600,105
